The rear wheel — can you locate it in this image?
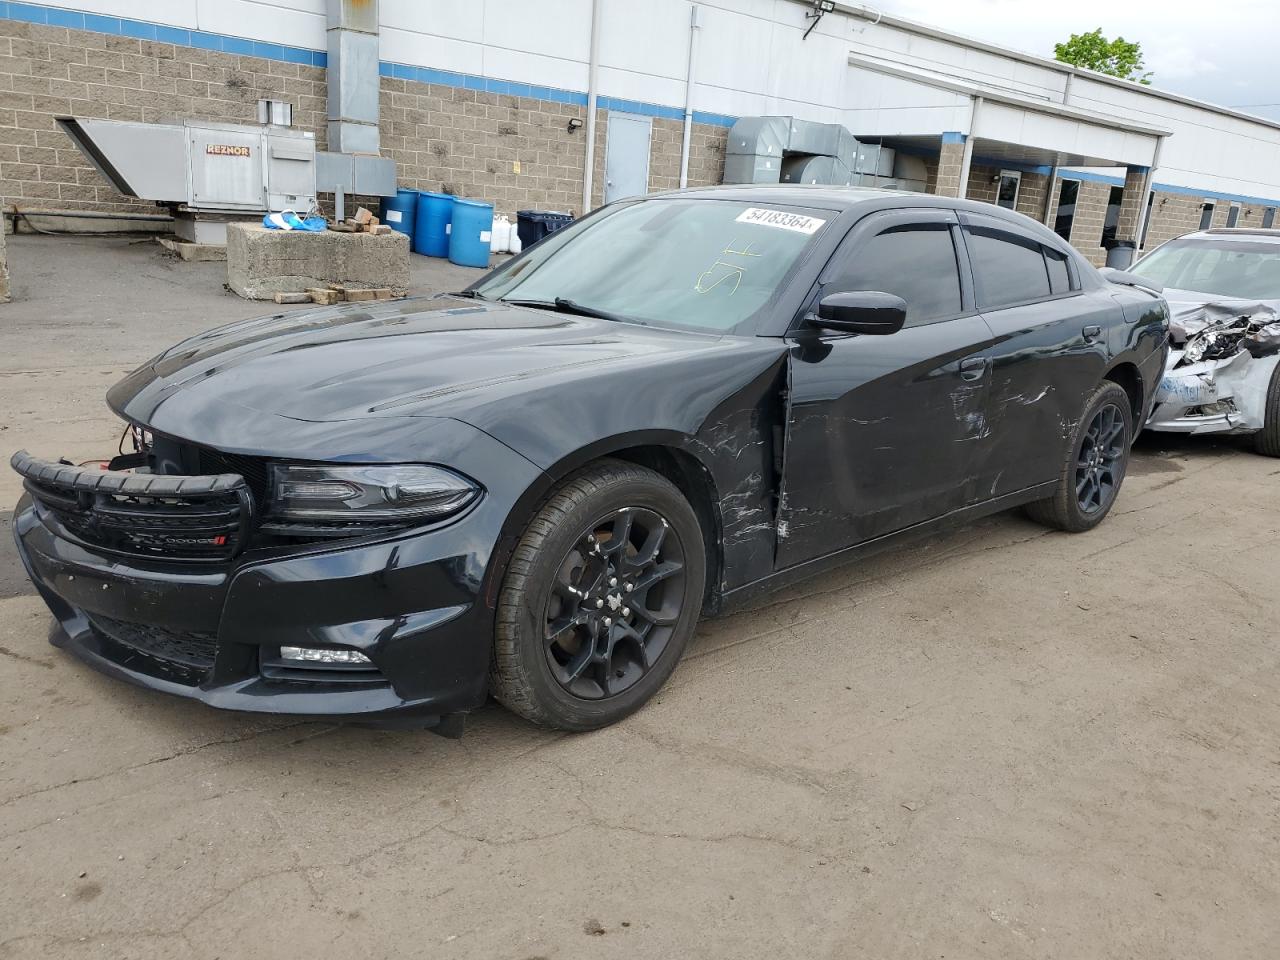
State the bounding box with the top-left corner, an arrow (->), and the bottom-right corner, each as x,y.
1252,362 -> 1280,457
491,460 -> 706,731
1025,381 -> 1133,532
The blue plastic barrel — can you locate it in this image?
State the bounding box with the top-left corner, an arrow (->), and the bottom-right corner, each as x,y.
380,188 -> 417,239
448,198 -> 494,268
413,191 -> 454,257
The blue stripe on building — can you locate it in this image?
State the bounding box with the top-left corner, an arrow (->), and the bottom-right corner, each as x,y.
0,1 -> 738,127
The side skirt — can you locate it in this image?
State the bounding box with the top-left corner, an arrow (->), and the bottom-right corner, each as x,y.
716,480 -> 1058,614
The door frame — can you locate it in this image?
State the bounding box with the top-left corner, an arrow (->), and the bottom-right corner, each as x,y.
603,111 -> 652,205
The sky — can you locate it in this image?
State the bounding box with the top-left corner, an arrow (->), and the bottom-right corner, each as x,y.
877,0 -> 1280,121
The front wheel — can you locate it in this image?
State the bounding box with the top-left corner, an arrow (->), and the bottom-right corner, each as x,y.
1252,361 -> 1280,457
491,460 -> 706,731
1025,381 -> 1133,532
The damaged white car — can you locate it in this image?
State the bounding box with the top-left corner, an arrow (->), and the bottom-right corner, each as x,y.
1126,228 -> 1280,455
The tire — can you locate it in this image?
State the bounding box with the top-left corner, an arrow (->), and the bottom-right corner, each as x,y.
491,459 -> 706,731
1252,361 -> 1280,457
1025,381 -> 1134,533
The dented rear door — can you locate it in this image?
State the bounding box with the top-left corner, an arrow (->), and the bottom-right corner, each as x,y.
775,209 -> 996,568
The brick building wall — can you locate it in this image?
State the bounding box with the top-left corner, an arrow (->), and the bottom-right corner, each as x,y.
0,17 -> 727,227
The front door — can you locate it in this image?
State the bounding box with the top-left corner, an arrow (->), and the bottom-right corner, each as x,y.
775,209 -> 996,568
604,112 -> 652,204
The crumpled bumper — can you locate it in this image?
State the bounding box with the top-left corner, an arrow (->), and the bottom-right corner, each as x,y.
1146,348 -> 1280,435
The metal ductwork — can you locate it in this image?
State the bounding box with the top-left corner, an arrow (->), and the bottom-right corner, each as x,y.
722,115 -> 898,187
326,0 -> 381,154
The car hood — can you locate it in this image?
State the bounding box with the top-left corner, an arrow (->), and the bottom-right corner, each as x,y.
1162,288 -> 1280,336
107,296 -> 779,458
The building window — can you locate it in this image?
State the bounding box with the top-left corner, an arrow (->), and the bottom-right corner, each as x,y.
1054,179 -> 1080,241
1226,204 -> 1241,228
996,170 -> 1021,210
1199,202 -> 1215,230
1265,207 -> 1277,229
1101,186 -> 1125,248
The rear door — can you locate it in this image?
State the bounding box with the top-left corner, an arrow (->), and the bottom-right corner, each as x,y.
775,209 -> 996,568
959,212 -> 1112,497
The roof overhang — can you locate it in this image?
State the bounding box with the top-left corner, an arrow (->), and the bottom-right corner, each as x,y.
847,54 -> 1168,169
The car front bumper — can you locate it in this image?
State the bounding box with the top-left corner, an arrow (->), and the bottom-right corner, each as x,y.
11,431 -> 545,729
1147,348 -> 1280,435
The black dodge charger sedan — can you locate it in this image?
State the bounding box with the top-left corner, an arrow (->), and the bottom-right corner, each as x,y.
11,187 -> 1169,733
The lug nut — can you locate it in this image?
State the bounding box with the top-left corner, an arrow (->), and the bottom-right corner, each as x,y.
596,598 -> 604,608
609,577 -> 618,587
603,617 -> 612,626
624,582 -> 633,592
622,607 -> 630,617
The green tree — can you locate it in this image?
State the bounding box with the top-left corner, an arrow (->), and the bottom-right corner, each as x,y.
1054,29 -> 1152,84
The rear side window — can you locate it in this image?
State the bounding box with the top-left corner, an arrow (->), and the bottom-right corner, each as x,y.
965,226 -> 1051,309
827,223 -> 963,327
1045,247 -> 1072,294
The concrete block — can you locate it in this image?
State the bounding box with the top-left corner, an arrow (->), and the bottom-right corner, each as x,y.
225,223 -> 410,301
157,236 -> 226,262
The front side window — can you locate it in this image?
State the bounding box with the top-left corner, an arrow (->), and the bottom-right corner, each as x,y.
474,198 -> 833,334
825,223 -> 962,327
965,226 -> 1052,309
1129,238 -> 1280,299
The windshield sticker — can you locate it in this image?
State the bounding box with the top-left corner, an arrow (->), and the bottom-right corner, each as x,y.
735,208 -> 826,234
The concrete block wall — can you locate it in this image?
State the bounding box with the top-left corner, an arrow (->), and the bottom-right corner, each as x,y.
0,15 -> 727,228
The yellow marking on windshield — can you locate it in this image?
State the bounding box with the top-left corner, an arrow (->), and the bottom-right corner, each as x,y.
694,236 -> 763,296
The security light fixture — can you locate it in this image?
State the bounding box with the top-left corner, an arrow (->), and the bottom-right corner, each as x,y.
803,0 -> 836,40
568,117 -> 584,133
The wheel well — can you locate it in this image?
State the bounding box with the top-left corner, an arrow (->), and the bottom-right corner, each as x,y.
1104,362 -> 1144,424
608,445 -> 723,613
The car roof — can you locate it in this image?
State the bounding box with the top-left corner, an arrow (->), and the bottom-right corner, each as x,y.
1178,228 -> 1280,244
656,183 -> 1045,223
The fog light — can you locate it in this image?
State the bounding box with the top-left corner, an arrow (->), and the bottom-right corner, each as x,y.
279,646 -> 372,665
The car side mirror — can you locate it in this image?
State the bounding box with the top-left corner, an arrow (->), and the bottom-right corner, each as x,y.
811,291 -> 906,335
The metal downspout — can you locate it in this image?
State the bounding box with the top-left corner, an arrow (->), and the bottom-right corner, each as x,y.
1137,136 -> 1165,250
581,0 -> 603,212
679,4 -> 702,189
957,97 -> 981,198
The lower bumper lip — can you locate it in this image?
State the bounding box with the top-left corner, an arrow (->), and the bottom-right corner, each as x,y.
12,492 -> 498,724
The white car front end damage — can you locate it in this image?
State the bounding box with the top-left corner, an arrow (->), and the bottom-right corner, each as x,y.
1146,294 -> 1280,436
1150,348 -> 1280,434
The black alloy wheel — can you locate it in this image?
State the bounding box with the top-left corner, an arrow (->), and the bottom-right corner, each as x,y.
543,507 -> 686,700
1025,380 -> 1133,532
1075,402 -> 1126,515
491,459 -> 706,731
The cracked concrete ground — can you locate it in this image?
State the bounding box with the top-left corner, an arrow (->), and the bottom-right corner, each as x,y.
1,235 -> 1279,959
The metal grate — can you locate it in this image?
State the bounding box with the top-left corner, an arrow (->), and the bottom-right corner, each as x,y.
88,613 -> 218,671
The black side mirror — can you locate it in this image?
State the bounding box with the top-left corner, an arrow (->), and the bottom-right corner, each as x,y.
811,291 -> 906,335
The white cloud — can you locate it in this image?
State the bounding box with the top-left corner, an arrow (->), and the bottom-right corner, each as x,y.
874,0 -> 1279,116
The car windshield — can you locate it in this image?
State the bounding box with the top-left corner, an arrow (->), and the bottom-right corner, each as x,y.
1130,238 -> 1280,300
473,198 -> 833,334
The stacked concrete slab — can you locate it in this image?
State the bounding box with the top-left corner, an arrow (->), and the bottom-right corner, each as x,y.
723,116 -> 896,189
226,223 -> 409,301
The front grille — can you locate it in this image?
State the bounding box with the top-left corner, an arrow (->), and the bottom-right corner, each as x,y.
89,614 -> 218,669
16,452 -> 251,563
196,448 -> 270,504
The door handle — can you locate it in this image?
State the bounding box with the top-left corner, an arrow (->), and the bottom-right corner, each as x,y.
1082,324 -> 1102,342
959,356 -> 987,381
